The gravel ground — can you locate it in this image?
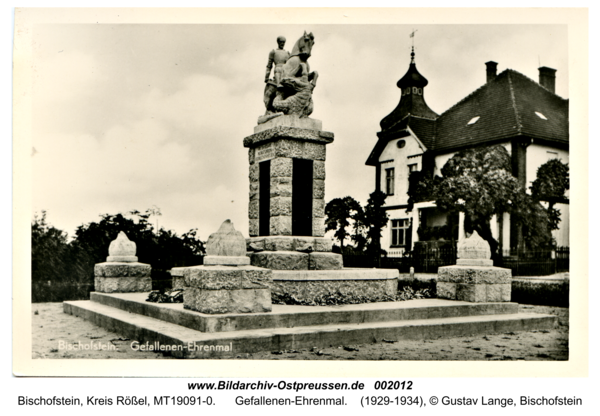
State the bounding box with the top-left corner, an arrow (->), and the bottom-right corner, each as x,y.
32,303 -> 568,361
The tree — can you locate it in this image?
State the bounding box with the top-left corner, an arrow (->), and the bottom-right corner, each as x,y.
32,211 -> 70,284
74,208 -> 206,272
407,169 -> 442,211
32,208 -> 207,301
407,145 -> 553,257
31,211 -> 94,301
531,159 -> 569,232
324,196 -> 364,251
324,191 -> 388,257
361,190 -> 389,258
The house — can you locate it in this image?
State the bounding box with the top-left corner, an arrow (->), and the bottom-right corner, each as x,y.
366,48 -> 569,257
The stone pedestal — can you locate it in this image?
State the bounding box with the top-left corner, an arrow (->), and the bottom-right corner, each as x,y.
437,266 -> 512,302
94,232 -> 152,293
271,269 -> 398,304
242,117 -> 398,304
170,267 -> 186,290
180,220 -> 273,314
244,116 -> 344,271
182,265 -> 272,314
437,231 -> 512,303
244,119 -> 333,239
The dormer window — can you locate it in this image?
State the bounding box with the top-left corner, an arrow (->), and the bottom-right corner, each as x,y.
467,116 -> 480,125
535,111 -> 548,120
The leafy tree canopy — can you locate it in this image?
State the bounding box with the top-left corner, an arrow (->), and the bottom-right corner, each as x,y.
74,208 -> 205,271
530,158 -> 569,204
407,145 -> 554,252
324,196 -> 364,250
325,191 -> 388,256
362,190 -> 389,257
32,208 -> 206,301
530,159 -> 569,232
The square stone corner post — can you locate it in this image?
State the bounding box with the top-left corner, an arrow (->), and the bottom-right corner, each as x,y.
94,262 -> 152,293
94,231 -> 152,293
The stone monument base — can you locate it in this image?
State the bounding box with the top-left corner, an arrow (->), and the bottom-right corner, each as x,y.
170,267 -> 186,290
437,265 -> 512,303
249,251 -> 343,270
94,262 -> 152,293
254,114 -> 323,133
247,236 -> 333,252
184,287 -> 272,314
178,264 -> 273,314
94,276 -> 152,293
270,268 -> 398,304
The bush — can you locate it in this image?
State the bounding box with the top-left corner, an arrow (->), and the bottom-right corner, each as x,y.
510,279 -> 569,307
397,277 -> 437,296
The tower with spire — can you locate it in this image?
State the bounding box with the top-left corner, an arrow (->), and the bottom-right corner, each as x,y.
378,46 -> 438,138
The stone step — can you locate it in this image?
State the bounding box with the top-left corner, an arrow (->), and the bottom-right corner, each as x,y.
63,299 -> 556,358
89,292 -> 520,333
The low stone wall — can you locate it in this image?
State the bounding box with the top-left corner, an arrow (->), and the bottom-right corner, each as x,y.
400,272 -> 569,307
270,268 -> 398,305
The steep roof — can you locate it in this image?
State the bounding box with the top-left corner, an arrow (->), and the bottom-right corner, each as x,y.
368,65 -> 568,167
433,69 -> 569,152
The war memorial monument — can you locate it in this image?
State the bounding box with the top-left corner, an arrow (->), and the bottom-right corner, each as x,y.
63,33 -> 556,358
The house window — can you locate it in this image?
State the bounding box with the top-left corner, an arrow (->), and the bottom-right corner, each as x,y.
547,151 -> 559,161
385,168 -> 395,196
408,163 -> 418,174
391,219 -> 410,247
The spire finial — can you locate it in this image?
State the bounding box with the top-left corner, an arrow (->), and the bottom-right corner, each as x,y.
409,29 -> 418,63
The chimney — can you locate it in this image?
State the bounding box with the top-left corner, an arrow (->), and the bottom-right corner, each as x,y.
538,66 -> 556,93
485,61 -> 498,83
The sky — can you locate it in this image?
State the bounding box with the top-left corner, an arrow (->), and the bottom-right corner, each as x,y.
28,20 -> 569,241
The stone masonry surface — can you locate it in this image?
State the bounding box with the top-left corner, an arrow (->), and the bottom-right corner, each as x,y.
184,287 -> 272,314
243,126 -> 334,149
95,263 -> 151,278
246,236 -> 333,252
308,252 -> 343,270
205,220 -> 247,257
437,282 -> 511,303
250,251 -> 309,270
253,115 -> 323,133
94,276 -> 152,293
271,279 -> 397,304
183,266 -> 272,290
437,265 -> 512,284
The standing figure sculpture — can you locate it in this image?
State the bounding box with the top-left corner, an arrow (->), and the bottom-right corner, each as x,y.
263,36 -> 290,114
260,32 -> 318,124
